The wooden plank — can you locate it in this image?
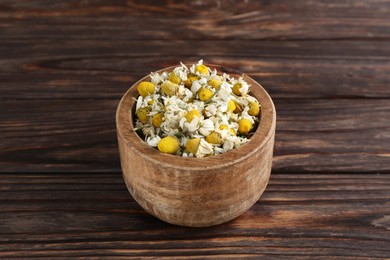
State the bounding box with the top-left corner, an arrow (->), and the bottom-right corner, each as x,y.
0,39 -> 389,99
1,0 -> 389,40
0,173 -> 389,258
274,99 -> 390,173
0,99 -> 119,172
1,99 -> 389,173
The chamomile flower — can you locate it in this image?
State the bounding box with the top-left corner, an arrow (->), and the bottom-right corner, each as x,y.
198,119 -> 214,136
146,135 -> 161,147
133,60 -> 261,157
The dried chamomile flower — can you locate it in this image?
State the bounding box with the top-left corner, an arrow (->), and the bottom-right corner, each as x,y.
232,83 -> 242,96
248,101 -> 260,116
186,138 -> 201,154
152,113 -> 164,128
136,106 -> 151,124
133,60 -> 261,157
195,64 -> 209,75
137,82 -> 155,97
158,136 -> 180,154
206,131 -> 222,145
168,72 -> 181,85
227,100 -> 236,112
208,78 -> 222,90
184,109 -> 201,123
161,81 -> 178,96
238,118 -> 252,135
219,124 -> 229,131
184,73 -> 199,88
198,88 -> 214,102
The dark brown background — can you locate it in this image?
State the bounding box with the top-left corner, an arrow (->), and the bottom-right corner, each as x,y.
1,0 -> 389,258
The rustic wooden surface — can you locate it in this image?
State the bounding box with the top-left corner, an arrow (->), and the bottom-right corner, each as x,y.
1,173 -> 389,258
0,0 -> 389,258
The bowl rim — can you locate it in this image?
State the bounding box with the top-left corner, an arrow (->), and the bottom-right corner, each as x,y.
116,64 -> 276,171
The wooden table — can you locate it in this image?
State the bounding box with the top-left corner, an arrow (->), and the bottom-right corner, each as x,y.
1,1 -> 389,258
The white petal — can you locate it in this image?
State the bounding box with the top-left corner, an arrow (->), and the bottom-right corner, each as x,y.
221,81 -> 233,90
196,139 -> 214,157
187,117 -> 200,132
198,119 -> 214,136
136,96 -> 143,111
191,81 -> 202,94
219,103 -> 228,112
214,147 -> 224,154
238,80 -> 250,95
146,136 -> 161,147
179,117 -> 186,129
150,72 -> 162,85
223,139 -> 234,151
198,77 -> 207,85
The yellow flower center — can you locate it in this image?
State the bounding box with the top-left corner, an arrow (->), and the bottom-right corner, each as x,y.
137,82 -> 155,97
186,138 -> 201,154
232,83 -> 242,96
198,88 -> 213,102
168,72 -> 181,84
136,107 -> 151,124
248,102 -> 260,116
219,124 -> 229,131
184,109 -> 201,122
157,136 -> 180,154
184,73 -> 199,88
238,118 -> 252,135
227,99 -> 236,112
206,131 -> 222,144
195,64 -> 209,75
152,113 -> 163,128
161,81 -> 178,96
208,79 -> 222,90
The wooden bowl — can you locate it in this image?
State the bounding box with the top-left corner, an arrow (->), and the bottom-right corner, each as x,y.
116,64 -> 276,227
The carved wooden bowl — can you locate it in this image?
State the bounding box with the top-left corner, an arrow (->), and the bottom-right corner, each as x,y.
116,64 -> 276,227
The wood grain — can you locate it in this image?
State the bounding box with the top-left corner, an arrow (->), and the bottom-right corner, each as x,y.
1,0 -> 389,258
274,99 -> 390,173
0,39 -> 389,99
1,0 -> 389,40
1,99 -> 389,173
0,173 -> 389,258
